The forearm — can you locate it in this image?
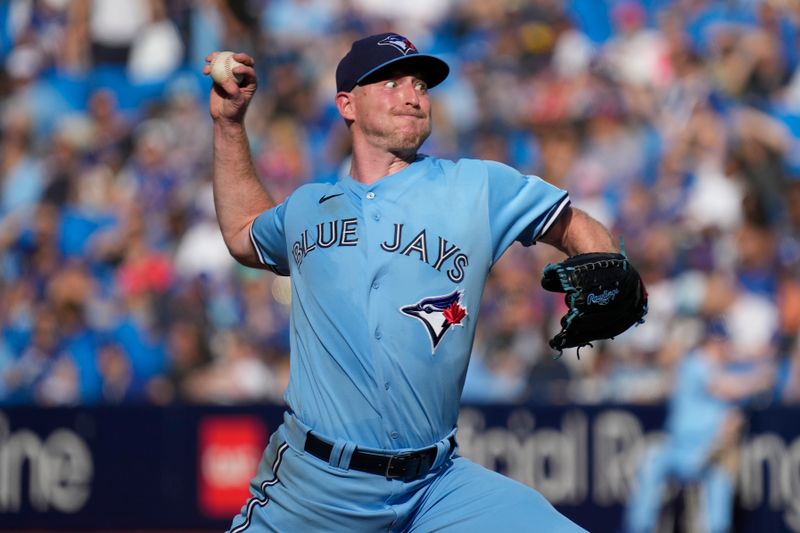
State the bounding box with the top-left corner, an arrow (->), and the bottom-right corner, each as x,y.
712,367 -> 774,401
540,206 -> 617,256
213,121 -> 274,266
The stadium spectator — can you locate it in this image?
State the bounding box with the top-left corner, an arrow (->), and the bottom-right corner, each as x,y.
0,0 -> 793,410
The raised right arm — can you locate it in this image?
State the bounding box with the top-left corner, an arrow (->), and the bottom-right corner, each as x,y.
204,52 -> 274,268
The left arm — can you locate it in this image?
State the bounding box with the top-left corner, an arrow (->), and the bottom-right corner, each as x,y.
709,364 -> 775,402
537,205 -> 647,351
538,205 -> 617,256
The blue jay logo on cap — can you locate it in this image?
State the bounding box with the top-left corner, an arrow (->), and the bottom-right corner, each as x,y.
401,290 -> 467,354
378,34 -> 418,55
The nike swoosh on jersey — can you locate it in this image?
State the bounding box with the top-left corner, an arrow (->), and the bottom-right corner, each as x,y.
319,193 -> 344,204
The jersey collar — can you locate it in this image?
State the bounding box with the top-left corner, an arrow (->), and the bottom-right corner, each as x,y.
339,154 -> 430,200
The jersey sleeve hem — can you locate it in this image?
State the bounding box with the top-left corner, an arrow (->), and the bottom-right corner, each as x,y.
249,220 -> 289,276
249,220 -> 267,265
533,195 -> 571,243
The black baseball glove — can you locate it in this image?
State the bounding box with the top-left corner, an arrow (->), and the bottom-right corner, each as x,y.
541,251 -> 647,353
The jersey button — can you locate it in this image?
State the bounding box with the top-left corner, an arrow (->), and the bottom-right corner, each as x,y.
390,431 -> 399,439
372,211 -> 381,221
384,381 -> 390,390
374,328 -> 382,339
366,192 -> 375,199
372,280 -> 380,290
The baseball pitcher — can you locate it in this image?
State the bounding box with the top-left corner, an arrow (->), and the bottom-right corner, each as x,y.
205,33 -> 646,533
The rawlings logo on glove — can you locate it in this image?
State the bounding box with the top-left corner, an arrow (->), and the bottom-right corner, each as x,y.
541,249 -> 647,354
586,289 -> 619,305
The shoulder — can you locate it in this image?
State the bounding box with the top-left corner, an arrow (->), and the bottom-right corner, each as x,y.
282,182 -> 340,206
418,155 -> 488,172
293,181 -> 338,197
421,156 -> 516,180
416,156 -> 547,191
683,351 -> 713,377
453,158 -> 534,181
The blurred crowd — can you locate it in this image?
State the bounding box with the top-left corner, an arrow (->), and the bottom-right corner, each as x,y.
1,0 -> 799,408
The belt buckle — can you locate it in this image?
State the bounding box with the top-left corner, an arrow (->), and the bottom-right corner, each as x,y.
385,451 -> 419,480
386,450 -> 435,481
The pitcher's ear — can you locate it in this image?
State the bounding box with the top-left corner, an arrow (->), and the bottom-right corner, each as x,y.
336,91 -> 355,121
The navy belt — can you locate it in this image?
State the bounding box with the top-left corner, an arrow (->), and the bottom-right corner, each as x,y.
304,432 -> 455,481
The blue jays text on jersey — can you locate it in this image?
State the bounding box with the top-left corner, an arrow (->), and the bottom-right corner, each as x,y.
249,155 -> 570,451
291,219 -> 470,283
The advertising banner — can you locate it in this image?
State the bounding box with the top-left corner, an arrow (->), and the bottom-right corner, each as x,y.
1,404 -> 798,532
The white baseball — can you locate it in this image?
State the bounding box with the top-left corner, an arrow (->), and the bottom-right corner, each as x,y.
210,51 -> 244,85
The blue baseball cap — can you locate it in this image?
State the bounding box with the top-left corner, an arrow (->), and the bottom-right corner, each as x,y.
335,33 -> 449,93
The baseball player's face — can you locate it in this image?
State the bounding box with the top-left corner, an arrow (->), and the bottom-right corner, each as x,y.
349,73 -> 432,154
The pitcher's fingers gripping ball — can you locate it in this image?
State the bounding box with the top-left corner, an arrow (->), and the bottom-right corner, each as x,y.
209,51 -> 245,85
541,248 -> 648,353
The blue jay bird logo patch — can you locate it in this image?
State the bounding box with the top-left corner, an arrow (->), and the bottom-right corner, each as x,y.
401,290 -> 467,353
378,35 -> 418,55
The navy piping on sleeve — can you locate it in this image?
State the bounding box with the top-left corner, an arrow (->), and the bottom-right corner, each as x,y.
534,196 -> 571,242
248,219 -> 284,275
249,220 -> 267,265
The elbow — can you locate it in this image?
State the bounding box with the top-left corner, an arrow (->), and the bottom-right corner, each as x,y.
228,247 -> 254,266
226,241 -> 261,268
222,227 -> 262,268
540,206 -> 616,255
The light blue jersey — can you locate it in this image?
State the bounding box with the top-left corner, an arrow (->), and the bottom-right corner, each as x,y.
250,155 -> 569,450
624,350 -> 736,533
665,353 -> 730,472
227,31 -> 586,533
232,155 -> 585,533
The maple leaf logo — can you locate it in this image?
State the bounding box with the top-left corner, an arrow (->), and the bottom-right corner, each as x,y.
443,302 -> 466,325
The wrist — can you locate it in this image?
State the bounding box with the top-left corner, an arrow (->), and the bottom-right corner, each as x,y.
214,119 -> 247,137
